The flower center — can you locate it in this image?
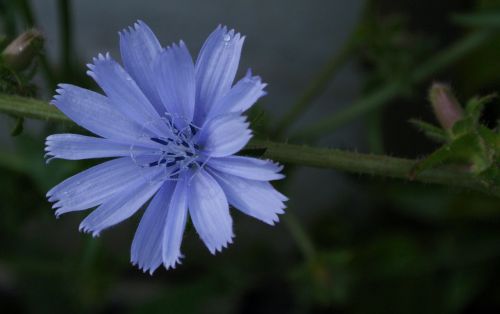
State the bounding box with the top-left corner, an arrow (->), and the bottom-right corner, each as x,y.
131,116 -> 202,181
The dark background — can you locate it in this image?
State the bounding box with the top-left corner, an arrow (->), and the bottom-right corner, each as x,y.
2,0 -> 500,313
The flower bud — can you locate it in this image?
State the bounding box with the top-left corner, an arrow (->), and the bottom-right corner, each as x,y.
1,29 -> 43,71
429,82 -> 464,130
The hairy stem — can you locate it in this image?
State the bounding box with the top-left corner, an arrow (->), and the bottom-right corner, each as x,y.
249,139 -> 499,197
0,94 -> 498,197
0,93 -> 69,122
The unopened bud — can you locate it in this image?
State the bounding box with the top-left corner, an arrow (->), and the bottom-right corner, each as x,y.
1,29 -> 43,71
429,83 -> 464,130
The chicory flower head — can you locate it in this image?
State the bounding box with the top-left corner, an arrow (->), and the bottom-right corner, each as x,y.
45,21 -> 286,273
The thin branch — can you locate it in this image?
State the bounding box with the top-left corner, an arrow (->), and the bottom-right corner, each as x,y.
273,38 -> 356,138
294,30 -> 494,141
1,94 -> 497,197
58,0 -> 73,81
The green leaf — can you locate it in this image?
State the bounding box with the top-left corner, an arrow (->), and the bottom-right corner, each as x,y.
411,133 -> 488,177
477,125 -> 500,153
452,12 -> 500,28
409,119 -> 448,143
451,117 -> 475,138
465,94 -> 496,123
10,116 -> 23,136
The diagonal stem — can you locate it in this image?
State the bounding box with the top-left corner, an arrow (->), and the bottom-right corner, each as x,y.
293,30 -> 494,141
273,38 -> 357,138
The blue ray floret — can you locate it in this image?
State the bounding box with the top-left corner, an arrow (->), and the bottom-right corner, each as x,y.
45,21 -> 287,273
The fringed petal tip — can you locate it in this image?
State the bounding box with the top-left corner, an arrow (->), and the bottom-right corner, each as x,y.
243,68 -> 266,86
44,138 -> 55,163
163,256 -> 183,271
86,52 -> 112,76
119,19 -> 148,38
205,24 -> 246,52
51,84 -> 71,105
131,259 -> 161,276
44,155 -> 55,165
218,25 -> 244,43
54,207 -> 75,219
131,255 -> 184,275
78,223 -> 101,238
168,40 -> 187,50
207,234 -> 234,255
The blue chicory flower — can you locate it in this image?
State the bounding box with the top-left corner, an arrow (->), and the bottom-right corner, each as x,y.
45,21 -> 287,273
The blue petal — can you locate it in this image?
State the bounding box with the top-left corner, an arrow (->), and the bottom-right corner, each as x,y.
131,181 -> 175,274
48,157 -> 160,216
194,26 -> 245,125
79,178 -> 163,237
162,171 -> 189,269
87,53 -> 167,135
119,20 -> 164,114
210,170 -> 287,225
45,134 -> 156,161
207,156 -> 284,181
52,84 -> 148,142
208,69 -> 267,119
188,168 -> 233,254
196,113 -> 252,157
155,41 -> 196,127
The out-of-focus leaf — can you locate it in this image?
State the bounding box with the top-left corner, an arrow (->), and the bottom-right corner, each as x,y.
292,250 -> 355,307
452,12 -> 500,28
10,116 -> 23,136
409,119 -> 448,143
465,94 -> 496,123
411,133 -> 484,176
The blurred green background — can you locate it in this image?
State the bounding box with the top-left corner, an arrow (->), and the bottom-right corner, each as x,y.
2,0 -> 500,313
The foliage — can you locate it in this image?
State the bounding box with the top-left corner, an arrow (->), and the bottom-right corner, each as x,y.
2,0 -> 500,314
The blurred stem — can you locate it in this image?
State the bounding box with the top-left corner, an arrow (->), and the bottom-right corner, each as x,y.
275,168 -> 317,262
0,1 -> 17,38
366,109 -> 384,154
273,37 -> 357,138
273,1 -> 369,139
16,0 -> 35,26
283,212 -> 316,262
58,0 -> 73,81
14,0 -> 58,89
78,236 -> 100,282
1,94 -> 500,197
294,30 -> 494,141
452,12 -> 500,28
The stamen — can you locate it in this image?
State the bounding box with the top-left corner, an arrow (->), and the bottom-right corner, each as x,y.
151,137 -> 169,145
130,114 -> 205,183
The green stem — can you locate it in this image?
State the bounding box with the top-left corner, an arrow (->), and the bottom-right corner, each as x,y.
16,0 -> 35,27
249,139 -> 500,197
273,38 -> 356,137
0,94 -> 498,197
14,0 -> 57,89
282,212 -> 316,262
58,0 -> 73,81
294,30 -> 493,141
0,1 -> 18,38
0,93 -> 69,122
